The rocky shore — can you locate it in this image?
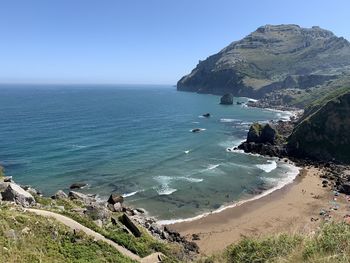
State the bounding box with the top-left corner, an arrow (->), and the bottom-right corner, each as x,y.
0,172 -> 199,260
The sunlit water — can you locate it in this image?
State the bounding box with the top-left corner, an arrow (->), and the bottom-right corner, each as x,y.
0,84 -> 298,221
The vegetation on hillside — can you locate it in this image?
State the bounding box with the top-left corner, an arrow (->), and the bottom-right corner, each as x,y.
32,194 -> 182,262
199,222 -> 350,263
0,204 -> 135,263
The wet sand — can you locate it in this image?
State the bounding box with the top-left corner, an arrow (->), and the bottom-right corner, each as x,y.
170,167 -> 343,255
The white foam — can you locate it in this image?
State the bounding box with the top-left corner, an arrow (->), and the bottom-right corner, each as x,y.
184,150 -> 190,154
154,176 -> 177,196
180,177 -> 203,183
220,118 -> 240,123
158,162 -> 300,225
122,191 -> 139,198
206,164 -> 220,170
157,187 -> 177,195
256,160 -> 277,173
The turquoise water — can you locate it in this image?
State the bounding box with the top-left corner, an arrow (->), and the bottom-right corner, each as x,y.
0,84 -> 297,221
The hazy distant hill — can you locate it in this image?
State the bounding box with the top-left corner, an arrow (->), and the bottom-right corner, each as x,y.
177,24 -> 350,106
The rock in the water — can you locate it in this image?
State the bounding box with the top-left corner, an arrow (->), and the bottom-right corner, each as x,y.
202,113 -> 210,118
69,183 -> 87,189
220,93 -> 233,105
120,213 -> 142,237
52,190 -> 68,199
1,183 -> 36,207
191,128 -> 202,133
107,193 -> 124,205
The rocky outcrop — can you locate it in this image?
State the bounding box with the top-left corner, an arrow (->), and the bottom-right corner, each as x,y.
52,190 -> 68,199
246,123 -> 279,144
68,191 -> 96,205
70,183 -> 87,189
107,193 -> 124,205
1,183 -> 36,207
288,90 -> 350,163
220,93 -> 234,105
177,24 -> 350,107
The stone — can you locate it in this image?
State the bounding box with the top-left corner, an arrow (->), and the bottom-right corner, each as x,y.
94,219 -> 103,228
191,128 -> 201,133
52,190 -> 68,199
220,93 -> 233,105
202,113 -> 210,118
85,204 -> 111,221
107,193 -> 124,205
120,214 -> 142,237
3,176 -> 12,182
192,233 -> 200,240
1,183 -> 36,207
4,229 -> 17,240
21,227 -> 30,234
113,202 -> 123,212
68,191 -> 95,205
69,183 -> 87,189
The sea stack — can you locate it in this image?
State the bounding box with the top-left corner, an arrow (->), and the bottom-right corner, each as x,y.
220,93 -> 234,105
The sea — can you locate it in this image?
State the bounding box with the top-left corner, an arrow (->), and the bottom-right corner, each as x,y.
0,84 -> 299,223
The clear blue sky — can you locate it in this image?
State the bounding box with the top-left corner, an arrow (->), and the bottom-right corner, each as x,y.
0,0 -> 349,84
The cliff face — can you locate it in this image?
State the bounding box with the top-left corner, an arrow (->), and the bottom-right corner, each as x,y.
177,25 -> 350,100
288,90 -> 350,163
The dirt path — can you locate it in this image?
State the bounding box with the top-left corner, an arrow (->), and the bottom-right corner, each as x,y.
27,209 -> 163,263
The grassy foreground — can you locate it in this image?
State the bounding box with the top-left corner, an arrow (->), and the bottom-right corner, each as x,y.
0,204 -> 135,263
199,222 -> 350,263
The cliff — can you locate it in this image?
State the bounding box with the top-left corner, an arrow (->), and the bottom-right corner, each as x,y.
288,89 -> 350,163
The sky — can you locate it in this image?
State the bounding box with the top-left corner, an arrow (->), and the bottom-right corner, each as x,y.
0,0 -> 349,85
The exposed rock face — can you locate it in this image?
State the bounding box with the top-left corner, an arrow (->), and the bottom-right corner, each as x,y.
1,183 -> 36,207
288,91 -> 350,163
177,24 -> 350,106
220,93 -> 234,105
247,123 -> 279,144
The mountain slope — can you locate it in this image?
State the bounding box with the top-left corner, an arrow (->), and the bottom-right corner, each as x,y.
288,88 -> 350,163
177,24 -> 350,101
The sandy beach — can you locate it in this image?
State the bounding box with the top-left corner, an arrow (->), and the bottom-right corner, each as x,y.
170,167 -> 348,255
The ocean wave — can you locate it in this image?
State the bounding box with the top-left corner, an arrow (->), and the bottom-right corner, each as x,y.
70,144 -> 88,149
220,118 -> 240,123
256,160 -> 277,173
122,191 -> 139,198
179,177 -> 203,183
184,150 -> 190,154
157,187 -> 177,195
206,164 -> 220,170
158,161 -> 300,225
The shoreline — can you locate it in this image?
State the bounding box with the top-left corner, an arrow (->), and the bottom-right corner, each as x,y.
158,160 -> 300,225
168,166 -> 340,255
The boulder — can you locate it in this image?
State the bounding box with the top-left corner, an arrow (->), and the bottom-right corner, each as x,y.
85,204 -> 111,221
3,176 -> 12,182
120,214 -> 142,237
52,190 -> 68,199
220,93 -> 234,105
1,183 -> 36,207
68,191 -> 95,205
107,193 -> 124,205
191,128 -> 201,133
202,113 -> 210,118
69,183 -> 87,189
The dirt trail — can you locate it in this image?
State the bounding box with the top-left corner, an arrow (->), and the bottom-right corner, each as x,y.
27,209 -> 163,263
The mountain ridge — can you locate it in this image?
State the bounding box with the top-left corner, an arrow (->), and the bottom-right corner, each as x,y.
177,24 -> 350,105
